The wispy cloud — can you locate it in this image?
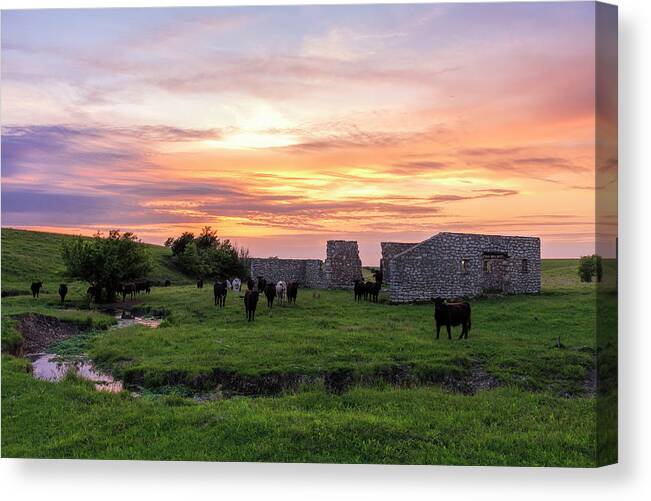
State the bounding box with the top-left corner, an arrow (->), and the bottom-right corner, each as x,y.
1,3 -> 604,260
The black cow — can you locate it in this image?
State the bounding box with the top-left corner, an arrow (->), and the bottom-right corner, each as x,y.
244,289 -> 259,321
214,281 -> 227,307
354,280 -> 364,301
373,269 -> 383,287
434,298 -> 472,340
264,283 -> 276,308
257,277 -> 267,294
368,281 -> 381,303
363,281 -> 375,301
197,278 -> 204,289
30,281 -> 43,299
246,278 -> 255,291
135,279 -> 151,295
87,285 -> 99,302
287,282 -> 299,304
164,279 -> 171,287
58,283 -> 68,304
121,282 -> 135,302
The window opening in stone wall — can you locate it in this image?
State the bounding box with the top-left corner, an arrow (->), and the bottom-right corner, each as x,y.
483,259 -> 491,272
522,259 -> 529,273
461,258 -> 469,273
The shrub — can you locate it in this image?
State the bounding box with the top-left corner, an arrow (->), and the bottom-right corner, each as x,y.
578,254 -> 603,283
578,255 -> 596,282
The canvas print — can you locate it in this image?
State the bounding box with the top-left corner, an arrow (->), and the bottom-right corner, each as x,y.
0,2 -> 617,466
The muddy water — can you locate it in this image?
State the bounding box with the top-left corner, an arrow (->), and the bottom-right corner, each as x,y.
28,353 -> 123,392
110,309 -> 162,329
27,309 -> 160,392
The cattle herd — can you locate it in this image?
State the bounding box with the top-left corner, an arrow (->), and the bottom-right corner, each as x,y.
28,271 -> 473,338
117,280 -> 152,301
354,269 -> 383,303
207,276 -> 301,322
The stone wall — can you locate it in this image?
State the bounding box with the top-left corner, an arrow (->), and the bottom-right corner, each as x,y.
305,260 -> 327,289
250,258 -> 326,288
324,240 -> 363,289
380,242 -> 418,286
388,232 -> 541,303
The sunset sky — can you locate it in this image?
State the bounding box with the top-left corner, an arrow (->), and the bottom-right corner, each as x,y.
1,2 -> 612,264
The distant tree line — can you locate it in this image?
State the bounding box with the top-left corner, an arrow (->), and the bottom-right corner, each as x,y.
165,226 -> 250,280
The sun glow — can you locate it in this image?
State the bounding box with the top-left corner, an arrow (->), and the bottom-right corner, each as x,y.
202,131 -> 300,150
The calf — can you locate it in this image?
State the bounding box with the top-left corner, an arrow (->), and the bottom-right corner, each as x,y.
214,281 -> 228,307
264,283 -> 276,308
30,281 -> 43,299
232,278 -> 242,293
257,277 -> 267,293
276,281 -> 287,305
287,282 -> 299,304
197,278 -> 204,289
434,298 -> 472,340
244,289 -> 259,321
164,279 -> 171,287
58,283 -> 68,304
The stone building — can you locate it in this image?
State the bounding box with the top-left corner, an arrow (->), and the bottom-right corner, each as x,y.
249,240 -> 362,290
380,242 -> 418,287
387,232 -> 540,303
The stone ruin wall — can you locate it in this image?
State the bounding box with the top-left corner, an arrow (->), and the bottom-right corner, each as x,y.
324,240 -> 363,289
250,258 -> 326,288
388,233 -> 541,303
304,260 -> 327,289
380,242 -> 419,287
250,240 -> 362,290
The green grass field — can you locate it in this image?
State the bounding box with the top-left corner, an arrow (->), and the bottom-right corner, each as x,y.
0,229 -> 616,465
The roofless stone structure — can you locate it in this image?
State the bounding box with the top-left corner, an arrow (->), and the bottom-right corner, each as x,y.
250,240 -> 362,290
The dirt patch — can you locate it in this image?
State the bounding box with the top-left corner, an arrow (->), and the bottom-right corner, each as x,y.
445,363 -> 501,395
122,362 -> 501,398
11,313 -> 85,354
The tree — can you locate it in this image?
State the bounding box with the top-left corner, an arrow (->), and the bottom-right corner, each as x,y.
195,226 -> 220,250
165,227 -> 249,280
165,231 -> 194,257
62,230 -> 153,301
578,255 -> 595,283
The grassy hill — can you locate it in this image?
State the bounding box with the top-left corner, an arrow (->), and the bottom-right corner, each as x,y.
1,228 -> 193,293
